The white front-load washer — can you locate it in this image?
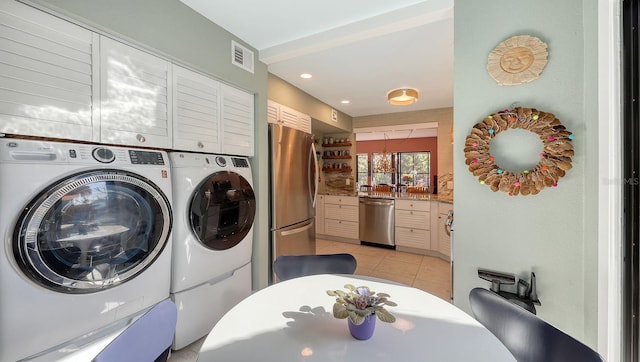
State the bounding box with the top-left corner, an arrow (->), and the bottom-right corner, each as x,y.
0,138 -> 173,361
168,152 -> 255,349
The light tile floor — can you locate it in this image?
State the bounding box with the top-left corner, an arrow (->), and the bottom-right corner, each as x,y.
316,238 -> 452,302
169,238 -> 452,361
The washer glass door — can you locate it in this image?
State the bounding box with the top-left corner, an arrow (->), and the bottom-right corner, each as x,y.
13,170 -> 172,293
189,171 -> 256,250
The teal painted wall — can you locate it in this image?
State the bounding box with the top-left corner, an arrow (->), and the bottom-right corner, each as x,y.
454,0 -> 599,347
26,0 -> 271,290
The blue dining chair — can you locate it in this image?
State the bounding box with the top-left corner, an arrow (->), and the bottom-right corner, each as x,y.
468,287 -> 604,362
273,253 -> 357,281
93,299 -> 178,362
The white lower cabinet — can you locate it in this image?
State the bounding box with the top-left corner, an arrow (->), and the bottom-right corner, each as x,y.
324,218 -> 358,240
394,200 -> 431,250
315,195 -> 325,235
319,195 -> 452,260
395,227 -> 430,249
323,196 -> 358,240
437,202 -> 453,258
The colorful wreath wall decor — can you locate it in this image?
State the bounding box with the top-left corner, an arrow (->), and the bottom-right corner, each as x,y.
464,107 -> 574,196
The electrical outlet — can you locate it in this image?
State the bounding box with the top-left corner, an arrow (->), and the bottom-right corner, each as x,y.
346,179 -> 350,185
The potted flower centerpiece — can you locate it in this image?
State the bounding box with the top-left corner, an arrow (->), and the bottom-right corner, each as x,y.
326,284 -> 397,340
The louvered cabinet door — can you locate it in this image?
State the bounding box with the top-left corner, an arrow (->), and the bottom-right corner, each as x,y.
99,36 -> 171,148
267,100 -> 279,124
265,100 -> 311,134
279,105 -> 299,129
221,84 -> 254,157
297,112 -> 311,134
172,65 -> 220,153
0,1 -> 98,141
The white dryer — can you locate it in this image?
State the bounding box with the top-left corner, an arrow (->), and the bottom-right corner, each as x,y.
169,152 -> 255,350
0,138 -> 173,361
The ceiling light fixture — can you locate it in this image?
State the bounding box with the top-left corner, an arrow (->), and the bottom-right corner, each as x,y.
341,100 -> 350,104
300,73 -> 312,79
387,88 -> 419,105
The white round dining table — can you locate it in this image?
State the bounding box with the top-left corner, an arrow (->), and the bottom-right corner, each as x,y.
198,274 -> 515,361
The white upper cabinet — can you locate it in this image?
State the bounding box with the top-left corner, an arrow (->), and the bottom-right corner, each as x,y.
267,100 -> 279,124
0,2 -> 255,155
0,1 -> 98,141
221,84 -> 254,157
172,65 -> 220,153
267,100 -> 311,134
297,112 -> 311,134
279,104 -> 300,129
99,36 -> 172,148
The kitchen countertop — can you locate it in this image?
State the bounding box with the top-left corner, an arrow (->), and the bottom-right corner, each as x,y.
319,191 -> 453,203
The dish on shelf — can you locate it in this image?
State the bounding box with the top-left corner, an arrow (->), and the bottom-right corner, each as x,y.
322,143 -> 352,148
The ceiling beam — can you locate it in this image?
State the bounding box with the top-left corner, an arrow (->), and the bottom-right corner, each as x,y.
259,2 -> 453,64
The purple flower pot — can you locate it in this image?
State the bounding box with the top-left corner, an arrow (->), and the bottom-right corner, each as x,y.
347,314 -> 376,340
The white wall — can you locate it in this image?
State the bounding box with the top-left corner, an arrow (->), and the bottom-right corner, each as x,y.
453,0 -> 599,348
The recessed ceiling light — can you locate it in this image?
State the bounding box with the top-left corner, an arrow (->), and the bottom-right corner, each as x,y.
300,73 -> 312,79
341,100 -> 350,104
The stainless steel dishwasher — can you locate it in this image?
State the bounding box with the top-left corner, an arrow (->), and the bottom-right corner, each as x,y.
359,197 -> 395,247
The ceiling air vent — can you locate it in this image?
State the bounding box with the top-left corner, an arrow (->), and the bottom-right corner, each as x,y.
231,40 -> 254,74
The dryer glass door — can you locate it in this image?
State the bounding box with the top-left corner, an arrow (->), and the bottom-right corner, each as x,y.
13,170 -> 172,293
189,171 -> 256,250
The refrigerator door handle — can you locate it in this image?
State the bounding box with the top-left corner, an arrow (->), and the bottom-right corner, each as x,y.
310,142 -> 319,208
281,221 -> 314,236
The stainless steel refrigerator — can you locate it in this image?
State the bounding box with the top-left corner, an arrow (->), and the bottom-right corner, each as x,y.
269,123 -> 318,282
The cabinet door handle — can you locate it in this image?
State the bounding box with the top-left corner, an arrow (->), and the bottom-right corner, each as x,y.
136,134 -> 146,143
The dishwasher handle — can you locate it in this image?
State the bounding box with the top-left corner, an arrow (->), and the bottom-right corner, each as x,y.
360,199 -> 394,206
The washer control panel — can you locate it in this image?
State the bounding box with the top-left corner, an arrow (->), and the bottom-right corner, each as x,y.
215,156 -> 227,167
92,147 -> 115,163
128,150 -> 165,165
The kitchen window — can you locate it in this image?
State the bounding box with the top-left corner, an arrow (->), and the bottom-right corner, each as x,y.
357,151 -> 431,189
357,153 -> 369,186
398,152 -> 430,188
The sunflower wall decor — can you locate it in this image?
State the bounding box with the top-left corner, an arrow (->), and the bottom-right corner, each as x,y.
487,35 -> 548,86
464,107 -> 574,196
